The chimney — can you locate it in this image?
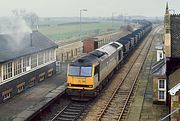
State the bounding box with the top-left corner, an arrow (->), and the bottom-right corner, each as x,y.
30,33 -> 33,47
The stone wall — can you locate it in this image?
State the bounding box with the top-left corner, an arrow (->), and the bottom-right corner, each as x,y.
171,91 -> 180,121
0,62 -> 56,103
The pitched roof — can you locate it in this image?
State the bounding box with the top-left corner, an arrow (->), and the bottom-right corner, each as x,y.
0,31 -> 58,63
168,83 -> 180,95
151,59 -> 166,76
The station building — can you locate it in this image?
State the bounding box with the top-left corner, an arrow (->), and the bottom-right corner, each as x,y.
152,3 -> 180,120
0,31 -> 58,103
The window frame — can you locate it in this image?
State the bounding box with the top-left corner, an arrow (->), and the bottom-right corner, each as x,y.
158,90 -> 165,100
3,62 -> 13,80
23,56 -> 30,72
68,66 -> 92,77
159,80 -> 165,89
45,50 -> 50,63
2,89 -> 12,101
68,66 -> 80,76
31,54 -> 37,68
14,58 -> 22,76
17,85 -> 24,93
80,66 -> 92,77
3,92 -> 11,101
158,79 -> 166,101
38,52 -> 44,65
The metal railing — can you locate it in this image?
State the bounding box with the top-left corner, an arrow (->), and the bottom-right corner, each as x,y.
159,108 -> 180,121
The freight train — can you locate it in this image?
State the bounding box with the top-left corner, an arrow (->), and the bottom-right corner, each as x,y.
66,21 -> 152,100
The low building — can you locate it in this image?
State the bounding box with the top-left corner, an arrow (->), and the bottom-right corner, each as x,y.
152,3 -> 180,120
152,59 -> 167,104
56,41 -> 83,62
0,31 -> 58,102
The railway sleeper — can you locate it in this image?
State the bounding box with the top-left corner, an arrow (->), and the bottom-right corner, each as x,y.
59,114 -> 77,118
63,111 -> 79,115
69,106 -> 84,109
68,107 -> 83,111
67,108 -> 81,112
71,103 -> 86,107
57,117 -> 74,121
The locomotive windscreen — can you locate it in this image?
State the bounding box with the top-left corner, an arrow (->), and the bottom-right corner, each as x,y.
69,66 -> 92,77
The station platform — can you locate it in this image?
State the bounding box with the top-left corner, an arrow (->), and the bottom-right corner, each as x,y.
0,70 -> 67,121
127,28 -> 168,121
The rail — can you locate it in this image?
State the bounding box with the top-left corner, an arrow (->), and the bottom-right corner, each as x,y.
159,108 -> 180,121
96,27 -> 160,121
50,101 -> 88,121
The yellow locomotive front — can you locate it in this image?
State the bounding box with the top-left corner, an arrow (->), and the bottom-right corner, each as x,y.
66,55 -> 100,99
67,65 -> 95,90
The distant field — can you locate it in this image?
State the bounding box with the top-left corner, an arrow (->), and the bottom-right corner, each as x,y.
38,21 -> 125,42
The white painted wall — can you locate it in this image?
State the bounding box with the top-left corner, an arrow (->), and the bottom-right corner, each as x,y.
157,49 -> 164,61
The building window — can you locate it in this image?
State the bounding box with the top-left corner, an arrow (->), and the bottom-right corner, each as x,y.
158,79 -> 166,101
3,92 -> 11,101
38,52 -> 44,65
23,56 -> 30,72
2,89 -> 12,101
159,80 -> 165,89
3,62 -> 12,80
45,50 -> 49,63
51,49 -> 55,61
29,77 -> 36,87
49,49 -> 54,61
17,86 -> 24,93
159,53 -> 162,59
48,68 -> 53,77
159,91 -> 165,100
31,54 -> 37,68
71,50 -> 73,58
14,59 -> 22,76
39,72 -> 45,82
17,82 -> 25,93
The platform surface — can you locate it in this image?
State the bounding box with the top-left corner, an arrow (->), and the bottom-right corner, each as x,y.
0,70 -> 67,121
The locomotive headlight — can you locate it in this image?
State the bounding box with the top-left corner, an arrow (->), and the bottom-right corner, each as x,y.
68,83 -> 71,86
89,85 -> 93,88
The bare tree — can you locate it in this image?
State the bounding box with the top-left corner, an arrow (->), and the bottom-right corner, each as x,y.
28,12 -> 39,27
12,9 -> 39,28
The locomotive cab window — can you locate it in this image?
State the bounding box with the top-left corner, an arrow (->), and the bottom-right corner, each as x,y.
69,66 -> 80,76
69,66 -> 92,77
80,67 -> 92,77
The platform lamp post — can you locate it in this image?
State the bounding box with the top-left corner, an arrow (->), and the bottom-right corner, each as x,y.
80,9 -> 87,41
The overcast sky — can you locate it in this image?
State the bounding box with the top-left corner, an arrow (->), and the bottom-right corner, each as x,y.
0,0 -> 179,17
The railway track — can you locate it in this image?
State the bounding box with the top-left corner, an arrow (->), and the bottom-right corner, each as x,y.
81,27 -> 161,121
50,101 -> 89,121
32,27 -> 158,121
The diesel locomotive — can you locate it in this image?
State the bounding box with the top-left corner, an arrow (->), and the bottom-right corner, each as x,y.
66,21 -> 152,100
